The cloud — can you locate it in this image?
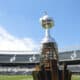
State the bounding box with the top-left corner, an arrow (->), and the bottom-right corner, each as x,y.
0,26 -> 38,52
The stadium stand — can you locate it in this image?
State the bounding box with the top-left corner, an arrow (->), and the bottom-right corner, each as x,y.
0,50 -> 80,75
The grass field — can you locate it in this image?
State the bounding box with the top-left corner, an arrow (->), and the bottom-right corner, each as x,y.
72,75 -> 80,80
0,75 -> 80,80
0,75 -> 33,80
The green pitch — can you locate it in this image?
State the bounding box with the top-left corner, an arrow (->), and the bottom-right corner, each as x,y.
0,75 -> 33,80
72,75 -> 80,80
0,75 -> 80,80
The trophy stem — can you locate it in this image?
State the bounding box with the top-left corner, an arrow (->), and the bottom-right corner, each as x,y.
45,28 -> 50,38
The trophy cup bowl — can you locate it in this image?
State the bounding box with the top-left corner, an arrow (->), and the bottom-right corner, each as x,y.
40,14 -> 54,29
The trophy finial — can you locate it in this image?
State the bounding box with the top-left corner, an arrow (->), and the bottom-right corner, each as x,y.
44,11 -> 48,15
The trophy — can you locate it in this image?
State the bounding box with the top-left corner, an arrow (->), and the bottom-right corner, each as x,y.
32,13 -> 72,80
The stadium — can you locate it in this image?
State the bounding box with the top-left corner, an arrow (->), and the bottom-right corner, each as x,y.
0,49 -> 80,75
0,13 -> 80,80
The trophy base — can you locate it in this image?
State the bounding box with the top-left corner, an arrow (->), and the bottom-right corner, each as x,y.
32,70 -> 72,80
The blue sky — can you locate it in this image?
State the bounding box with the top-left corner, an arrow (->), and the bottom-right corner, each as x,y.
0,0 -> 80,51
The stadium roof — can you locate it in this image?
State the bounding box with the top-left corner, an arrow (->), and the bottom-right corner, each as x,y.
59,45 -> 80,52
0,50 -> 40,54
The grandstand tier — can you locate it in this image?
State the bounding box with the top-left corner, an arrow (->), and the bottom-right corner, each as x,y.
0,50 -> 80,75
0,50 -> 80,63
